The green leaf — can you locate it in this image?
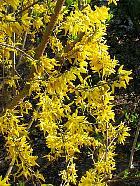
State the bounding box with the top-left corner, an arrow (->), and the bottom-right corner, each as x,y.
123,169 -> 129,179
66,0 -> 74,6
135,142 -> 140,151
17,181 -> 25,186
84,0 -> 91,4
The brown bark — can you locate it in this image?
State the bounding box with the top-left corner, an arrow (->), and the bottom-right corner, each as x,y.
0,0 -> 65,117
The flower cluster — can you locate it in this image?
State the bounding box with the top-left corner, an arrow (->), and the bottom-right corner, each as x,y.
0,0 -> 132,185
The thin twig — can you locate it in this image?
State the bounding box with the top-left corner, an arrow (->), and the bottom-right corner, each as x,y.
78,0 -> 83,10
27,106 -> 40,131
100,135 -> 117,162
105,122 -> 108,162
129,119 -> 140,168
5,160 -> 15,178
15,0 -> 40,16
16,31 -> 28,69
12,33 -> 16,76
0,42 -> 34,61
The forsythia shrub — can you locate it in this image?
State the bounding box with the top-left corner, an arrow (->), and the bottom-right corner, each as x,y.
0,0 -> 132,185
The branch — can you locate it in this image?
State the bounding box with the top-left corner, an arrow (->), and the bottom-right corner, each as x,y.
16,32 -> 28,69
0,0 -> 65,117
64,32 -> 85,53
78,0 -> 83,10
100,135 -> 117,162
5,160 -> 15,178
15,0 -> 40,16
105,122 -> 108,163
35,0 -> 65,59
27,106 -> 40,131
129,119 -> 140,168
0,42 -> 34,61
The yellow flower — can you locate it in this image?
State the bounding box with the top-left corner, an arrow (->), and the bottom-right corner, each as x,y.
33,4 -> 46,13
5,0 -> 19,9
0,176 -> 10,186
33,17 -> 43,31
118,122 -> 130,144
5,14 -> 15,22
108,0 -> 119,5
